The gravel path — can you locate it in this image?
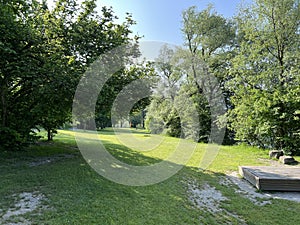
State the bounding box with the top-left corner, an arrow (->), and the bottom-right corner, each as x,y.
1,192 -> 48,225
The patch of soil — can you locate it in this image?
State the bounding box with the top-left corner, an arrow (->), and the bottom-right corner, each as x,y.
187,181 -> 247,224
1,192 -> 48,225
188,181 -> 227,213
28,154 -> 75,167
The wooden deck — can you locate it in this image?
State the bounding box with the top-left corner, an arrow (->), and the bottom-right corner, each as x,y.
239,166 -> 300,191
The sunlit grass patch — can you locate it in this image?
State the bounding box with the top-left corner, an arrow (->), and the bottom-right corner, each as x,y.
1,129 -> 299,225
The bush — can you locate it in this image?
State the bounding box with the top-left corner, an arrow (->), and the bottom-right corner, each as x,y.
0,126 -> 40,151
0,127 -> 27,151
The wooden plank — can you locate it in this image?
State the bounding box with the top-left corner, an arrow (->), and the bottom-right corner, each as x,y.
239,166 -> 300,191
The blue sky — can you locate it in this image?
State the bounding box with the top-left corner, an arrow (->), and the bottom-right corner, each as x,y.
98,0 -> 253,45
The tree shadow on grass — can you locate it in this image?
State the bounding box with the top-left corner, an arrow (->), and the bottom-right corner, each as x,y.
2,137 -> 300,225
101,140 -> 162,166
97,127 -> 151,136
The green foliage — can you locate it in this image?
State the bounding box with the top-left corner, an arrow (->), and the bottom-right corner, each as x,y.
0,127 -> 26,151
145,45 -> 184,138
0,0 -> 138,148
146,96 -> 182,138
0,0 -> 44,144
227,0 -> 300,154
94,63 -> 155,130
146,7 -> 234,143
1,0 -> 299,155
182,5 -> 235,60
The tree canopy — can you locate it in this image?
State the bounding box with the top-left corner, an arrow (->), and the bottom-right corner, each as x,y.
145,0 -> 300,155
227,0 -> 300,154
0,0 -> 138,148
1,0 -> 299,155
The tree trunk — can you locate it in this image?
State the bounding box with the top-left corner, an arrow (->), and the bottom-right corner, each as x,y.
141,110 -> 145,129
1,84 -> 7,127
47,129 -> 53,141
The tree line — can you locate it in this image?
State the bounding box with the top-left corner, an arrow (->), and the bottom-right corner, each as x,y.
1,0 -> 299,155
146,0 -> 300,155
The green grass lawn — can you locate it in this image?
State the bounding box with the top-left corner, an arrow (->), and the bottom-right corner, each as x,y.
0,129 -> 299,224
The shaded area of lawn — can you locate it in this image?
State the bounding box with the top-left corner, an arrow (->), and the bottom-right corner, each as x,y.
0,129 -> 299,225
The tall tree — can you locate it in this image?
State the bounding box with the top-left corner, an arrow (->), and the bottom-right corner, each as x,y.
146,6 -> 235,143
0,0 -> 139,148
181,5 -> 235,142
0,0 -> 45,149
145,45 -> 203,141
145,45 -> 182,137
227,0 -> 300,154
36,0 -> 138,139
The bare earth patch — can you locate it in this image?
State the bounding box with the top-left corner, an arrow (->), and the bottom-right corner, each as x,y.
188,181 -> 227,213
28,154 -> 75,167
188,181 -> 247,224
0,192 -> 48,225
